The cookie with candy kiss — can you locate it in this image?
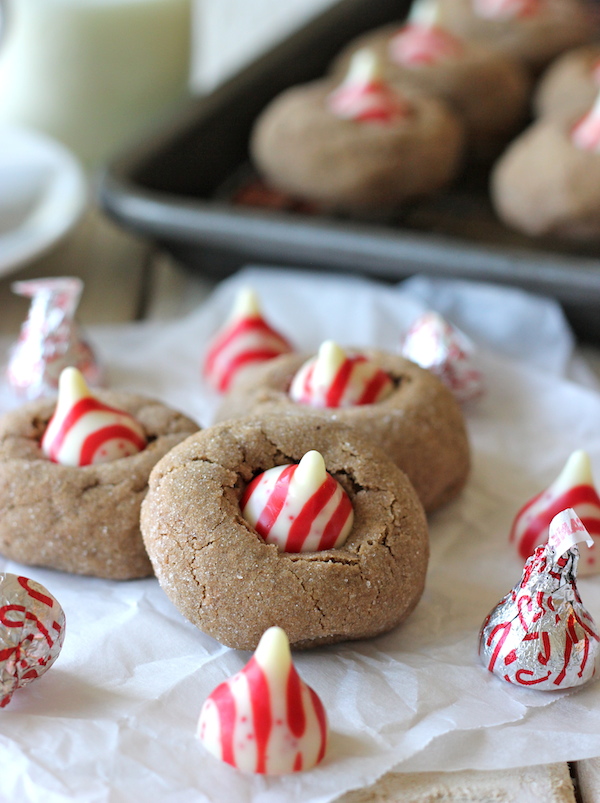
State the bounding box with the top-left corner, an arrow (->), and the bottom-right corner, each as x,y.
198,626 -> 328,774
330,0 -> 529,159
436,0 -> 594,72
41,367 -> 147,467
0,573 -> 65,707
204,288 -> 292,393
480,508 -> 600,690
250,36 -> 464,211
510,450 -> 600,575
241,450 -> 354,552
289,341 -> 394,408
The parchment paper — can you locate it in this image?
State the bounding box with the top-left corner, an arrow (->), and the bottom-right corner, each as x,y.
1,266 -> 600,803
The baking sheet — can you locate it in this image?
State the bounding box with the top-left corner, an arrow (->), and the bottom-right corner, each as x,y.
1,266 -> 600,802
98,0 -> 600,341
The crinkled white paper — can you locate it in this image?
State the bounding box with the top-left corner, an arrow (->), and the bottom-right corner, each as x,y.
1,266 -> 600,803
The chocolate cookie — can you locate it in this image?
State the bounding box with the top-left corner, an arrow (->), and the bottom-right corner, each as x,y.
215,351 -> 470,513
140,417 -> 429,650
491,117 -> 600,239
250,78 -> 464,212
0,393 -> 198,579
437,0 -> 593,72
332,24 -> 530,159
534,45 -> 600,123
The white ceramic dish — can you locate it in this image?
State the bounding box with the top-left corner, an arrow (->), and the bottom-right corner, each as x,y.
0,125 -> 87,277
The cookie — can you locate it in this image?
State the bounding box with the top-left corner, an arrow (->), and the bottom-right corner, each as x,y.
0,392 -> 198,579
331,23 -> 530,159
140,417 -> 429,650
534,45 -> 600,123
216,350 -> 470,513
491,114 -> 600,239
437,0 -> 594,73
250,73 -> 464,212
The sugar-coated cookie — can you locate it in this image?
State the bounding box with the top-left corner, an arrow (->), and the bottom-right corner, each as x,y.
141,417 -> 429,650
437,0 -> 594,72
250,51 -> 464,212
216,350 -> 470,513
0,392 -> 198,579
534,45 -> 600,123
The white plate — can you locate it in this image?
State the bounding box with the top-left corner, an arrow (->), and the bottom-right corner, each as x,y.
0,125 -> 87,277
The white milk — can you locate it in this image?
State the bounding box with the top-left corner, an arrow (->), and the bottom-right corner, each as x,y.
0,0 -> 192,166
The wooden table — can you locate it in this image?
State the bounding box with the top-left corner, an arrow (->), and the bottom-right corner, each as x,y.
1,206 -> 599,803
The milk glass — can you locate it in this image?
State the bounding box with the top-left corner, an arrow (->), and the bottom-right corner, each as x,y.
0,0 -> 192,166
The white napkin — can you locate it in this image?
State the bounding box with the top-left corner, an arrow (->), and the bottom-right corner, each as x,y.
1,266 -> 600,803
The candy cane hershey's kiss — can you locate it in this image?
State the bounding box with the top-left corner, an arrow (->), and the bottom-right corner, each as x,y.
41,367 -> 147,467
480,508 -> 600,690
197,626 -> 328,774
241,450 -> 354,553
204,288 -> 292,393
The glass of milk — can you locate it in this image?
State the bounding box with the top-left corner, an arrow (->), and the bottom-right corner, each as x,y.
0,0 -> 192,167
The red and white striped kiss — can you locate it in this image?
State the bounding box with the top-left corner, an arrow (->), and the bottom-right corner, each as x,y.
197,626 -> 328,774
473,0 -> 541,20
572,91 -> 600,153
390,0 -> 463,67
289,341 -> 393,409
510,450 -> 600,575
41,367 -> 147,467
328,48 -> 412,124
241,450 -> 354,553
204,288 -> 292,393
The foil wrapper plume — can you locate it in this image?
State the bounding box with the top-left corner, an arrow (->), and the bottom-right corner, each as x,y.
401,311 -> 483,402
6,277 -> 102,400
480,509 -> 600,690
0,573 -> 66,707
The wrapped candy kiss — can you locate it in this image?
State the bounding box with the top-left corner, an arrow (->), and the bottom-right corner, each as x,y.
7,277 -> 102,401
0,573 -> 65,708
401,310 -> 483,402
480,508 -> 599,690
197,626 -> 328,774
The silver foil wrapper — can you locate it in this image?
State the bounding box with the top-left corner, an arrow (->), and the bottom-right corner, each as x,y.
401,311 -> 483,403
6,276 -> 102,400
479,511 -> 599,690
0,573 -> 66,707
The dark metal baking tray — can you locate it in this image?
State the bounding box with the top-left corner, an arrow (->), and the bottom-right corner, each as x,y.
98,0 -> 600,342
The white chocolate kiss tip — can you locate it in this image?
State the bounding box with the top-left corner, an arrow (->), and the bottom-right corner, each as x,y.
41,367 -> 146,467
343,48 -> 384,86
313,341 -> 346,388
408,0 -> 443,26
229,286 -> 261,321
553,450 -> 595,493
254,626 -> 292,678
241,450 -> 354,553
